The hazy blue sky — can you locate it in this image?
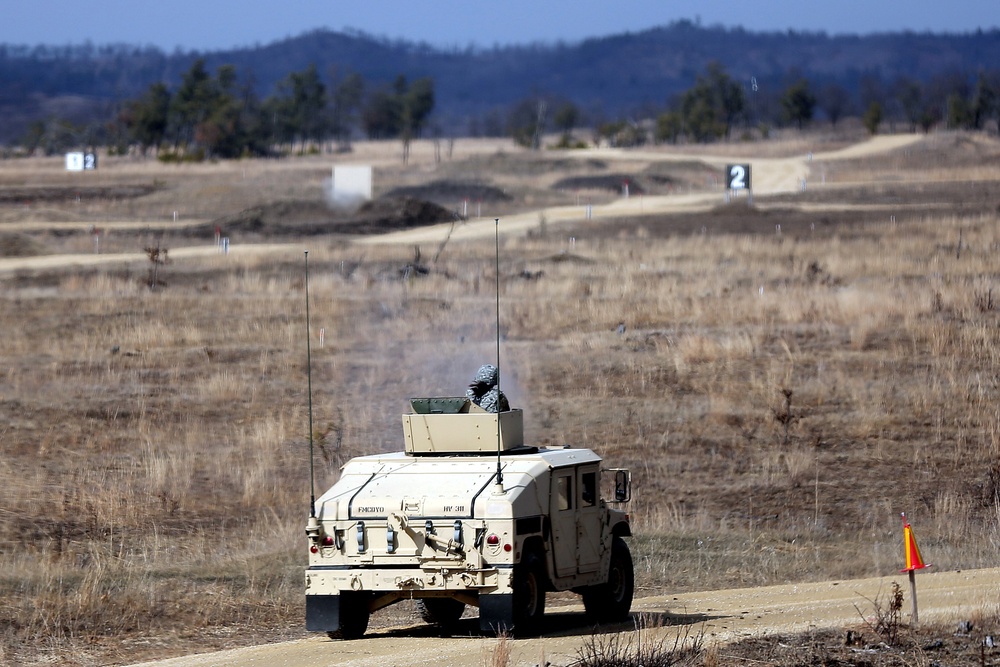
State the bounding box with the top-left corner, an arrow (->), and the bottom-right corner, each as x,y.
4,0 -> 997,51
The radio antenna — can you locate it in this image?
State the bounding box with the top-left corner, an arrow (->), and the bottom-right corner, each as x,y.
494,218 -> 504,490
305,251 -> 317,518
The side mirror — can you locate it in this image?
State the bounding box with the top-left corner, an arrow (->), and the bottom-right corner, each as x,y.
614,469 -> 631,503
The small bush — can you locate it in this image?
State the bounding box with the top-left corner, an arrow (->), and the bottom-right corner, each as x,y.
855,581 -> 904,645
574,617 -> 704,667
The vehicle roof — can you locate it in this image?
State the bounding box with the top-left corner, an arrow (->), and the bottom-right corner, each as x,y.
317,446 -> 605,519
344,446 -> 603,470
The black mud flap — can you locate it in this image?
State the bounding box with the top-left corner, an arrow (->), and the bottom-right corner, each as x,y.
306,594 -> 341,632
479,593 -> 513,635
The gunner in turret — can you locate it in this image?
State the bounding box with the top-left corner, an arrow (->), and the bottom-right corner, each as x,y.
466,364 -> 509,413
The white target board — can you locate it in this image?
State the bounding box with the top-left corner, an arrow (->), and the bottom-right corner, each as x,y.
65,152 -> 97,171
725,164 -> 751,190
332,165 -> 372,205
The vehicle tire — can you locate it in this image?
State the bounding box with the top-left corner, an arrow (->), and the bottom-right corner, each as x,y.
582,536 -> 634,623
512,551 -> 546,634
418,598 -> 466,629
326,591 -> 371,640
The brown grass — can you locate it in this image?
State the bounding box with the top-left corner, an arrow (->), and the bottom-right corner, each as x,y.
716,602 -> 1000,666
1,132 -> 1000,664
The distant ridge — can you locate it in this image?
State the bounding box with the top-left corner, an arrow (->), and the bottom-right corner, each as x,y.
1,21 -> 999,141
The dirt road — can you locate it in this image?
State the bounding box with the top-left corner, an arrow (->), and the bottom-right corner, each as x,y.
128,567 -> 998,667
0,242 -> 302,273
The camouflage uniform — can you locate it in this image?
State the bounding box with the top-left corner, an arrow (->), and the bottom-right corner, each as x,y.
466,364 -> 509,413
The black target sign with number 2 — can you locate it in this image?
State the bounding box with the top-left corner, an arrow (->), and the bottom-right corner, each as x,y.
726,164 -> 751,190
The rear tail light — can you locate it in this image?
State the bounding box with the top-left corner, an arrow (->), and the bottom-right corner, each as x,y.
322,535 -> 335,547
486,533 -> 500,546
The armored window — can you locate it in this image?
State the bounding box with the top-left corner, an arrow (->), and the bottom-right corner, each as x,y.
581,471 -> 597,507
557,476 -> 572,511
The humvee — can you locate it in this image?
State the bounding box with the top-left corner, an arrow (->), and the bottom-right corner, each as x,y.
304,397 -> 633,638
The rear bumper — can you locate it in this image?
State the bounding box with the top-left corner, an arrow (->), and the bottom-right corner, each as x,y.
306,591 -> 517,634
305,564 -> 510,596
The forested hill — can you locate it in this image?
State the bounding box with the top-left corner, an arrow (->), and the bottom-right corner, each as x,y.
2,21 -> 1000,141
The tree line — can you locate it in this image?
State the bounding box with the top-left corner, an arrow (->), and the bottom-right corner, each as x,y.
499,62 -> 1000,148
18,59 -> 435,160
11,59 -> 1000,159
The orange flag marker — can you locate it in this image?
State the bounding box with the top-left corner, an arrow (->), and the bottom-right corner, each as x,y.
900,514 -> 930,573
900,512 -> 930,624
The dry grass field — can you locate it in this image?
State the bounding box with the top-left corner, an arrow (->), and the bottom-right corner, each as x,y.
1,131 -> 1000,665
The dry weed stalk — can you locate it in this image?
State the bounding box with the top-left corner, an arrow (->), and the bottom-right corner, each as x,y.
144,242 -> 170,289
771,388 -> 799,446
854,581 -> 905,645
485,631 -> 512,667
573,615 -> 705,667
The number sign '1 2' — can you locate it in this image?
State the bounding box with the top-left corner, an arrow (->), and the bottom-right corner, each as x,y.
726,164 -> 751,190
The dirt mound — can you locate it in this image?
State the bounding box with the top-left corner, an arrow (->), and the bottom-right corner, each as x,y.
551,173 -> 645,194
354,197 -> 461,230
208,196 -> 458,237
0,233 -> 47,257
383,180 -> 511,204
546,157 -> 608,171
641,160 -> 715,184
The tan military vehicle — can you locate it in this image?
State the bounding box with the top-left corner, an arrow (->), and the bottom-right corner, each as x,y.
305,397 -> 633,638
